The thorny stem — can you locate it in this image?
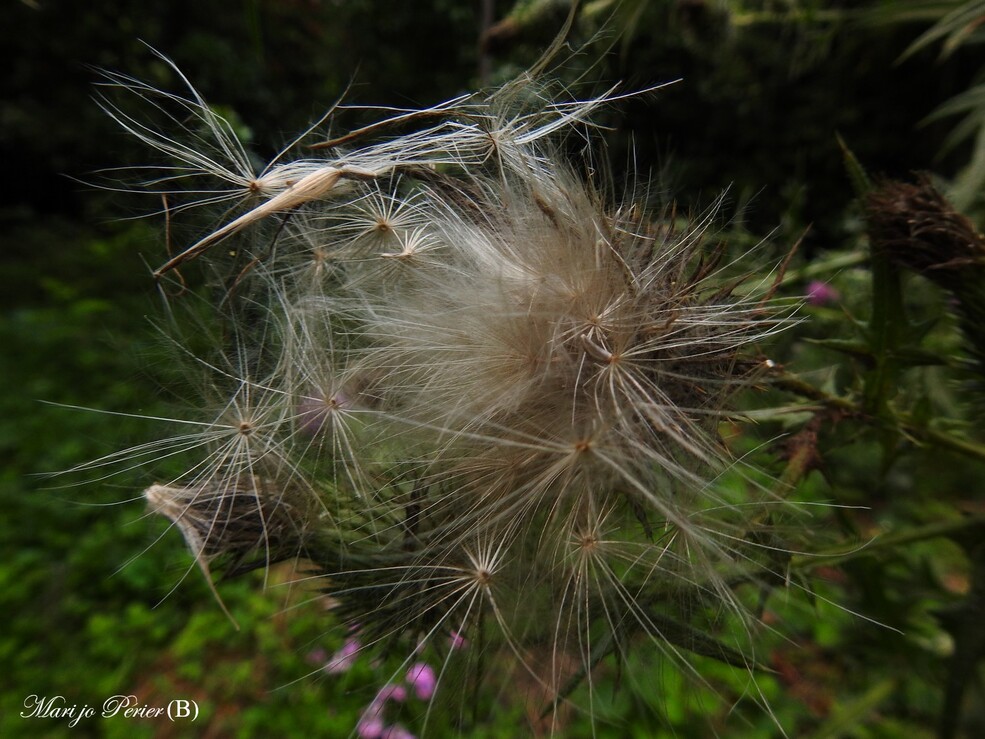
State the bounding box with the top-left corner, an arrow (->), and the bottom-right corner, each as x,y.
918,424 -> 985,463
772,370 -> 985,465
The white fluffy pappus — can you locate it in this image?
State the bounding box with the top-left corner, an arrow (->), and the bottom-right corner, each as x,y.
95,51 -> 808,736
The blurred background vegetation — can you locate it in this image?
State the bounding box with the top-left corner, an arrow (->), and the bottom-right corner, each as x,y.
4,0 -> 985,736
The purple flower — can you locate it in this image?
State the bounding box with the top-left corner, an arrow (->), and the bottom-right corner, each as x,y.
449,630 -> 468,650
356,715 -> 385,739
376,683 -> 407,703
405,662 -> 437,700
305,647 -> 328,666
356,698 -> 387,739
806,280 -> 840,306
324,636 -> 360,674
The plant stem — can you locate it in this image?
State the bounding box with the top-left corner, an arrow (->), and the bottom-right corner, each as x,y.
772,371 -> 985,464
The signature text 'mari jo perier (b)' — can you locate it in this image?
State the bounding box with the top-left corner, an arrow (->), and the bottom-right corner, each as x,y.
21,694 -> 199,727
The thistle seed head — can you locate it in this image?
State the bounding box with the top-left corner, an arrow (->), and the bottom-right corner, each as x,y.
103,52 -> 796,731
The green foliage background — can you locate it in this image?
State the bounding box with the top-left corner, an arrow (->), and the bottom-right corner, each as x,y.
3,0 -> 985,736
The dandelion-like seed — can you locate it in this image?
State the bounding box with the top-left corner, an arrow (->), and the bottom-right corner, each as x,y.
100,52 -> 798,734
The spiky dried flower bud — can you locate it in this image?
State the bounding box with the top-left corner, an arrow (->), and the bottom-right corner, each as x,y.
865,174 -> 985,286
865,174 -> 985,402
102,51 -> 796,731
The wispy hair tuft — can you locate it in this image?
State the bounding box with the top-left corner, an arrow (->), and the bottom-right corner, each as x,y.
95,50 -> 801,734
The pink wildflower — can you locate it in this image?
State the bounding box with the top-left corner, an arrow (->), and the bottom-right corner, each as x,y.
356,715 -> 385,739
376,683 -> 407,703
405,662 -> 437,700
806,280 -> 840,306
324,636 -> 360,674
